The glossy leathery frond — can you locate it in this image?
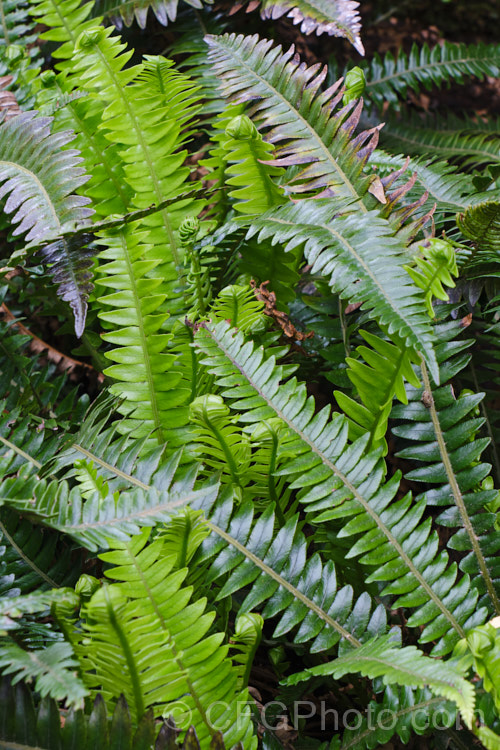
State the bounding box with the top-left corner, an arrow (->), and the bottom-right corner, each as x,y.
92,0 -> 214,30
206,33 -> 379,204
246,199 -> 438,375
392,321 -> 500,611
457,201 -> 500,254
0,509 -> 81,597
194,320 -> 490,654
95,224 -> 190,443
334,329 -> 422,449
190,491 -> 388,652
221,114 -> 286,215
286,634 -> 476,729
0,589 -> 78,634
258,0 -> 364,55
0,0 -> 37,48
76,529 -> 258,747
338,685 -> 457,750
362,41 -> 500,108
378,111 -> 500,170
28,0 -> 98,66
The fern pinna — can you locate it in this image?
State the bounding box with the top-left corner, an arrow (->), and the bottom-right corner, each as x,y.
0,0 -> 498,748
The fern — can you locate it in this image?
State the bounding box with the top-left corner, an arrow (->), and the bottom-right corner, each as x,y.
194,320 -> 491,654
457,201 -> 500,253
92,0 -> 214,29
286,634 -> 476,729
75,529 -> 257,746
246,199 -> 439,376
362,41 -> 500,108
258,0 -> 364,54
206,33 -> 378,204
391,320 -> 500,611
0,640 -> 88,707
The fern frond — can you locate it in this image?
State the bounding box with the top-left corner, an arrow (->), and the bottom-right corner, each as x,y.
76,529 -> 258,747
206,33 -> 378,204
258,0 -> 364,54
246,199 -> 438,376
0,509 -> 80,596
286,634 -> 476,729
95,224 -> 190,443
28,0 -> 98,66
192,491 -> 387,651
378,111 -> 500,170
0,589 -> 77,633
363,41 -> 500,107
339,686 -> 456,750
0,640 -> 88,708
0,112 -> 94,335
209,284 -> 265,333
1,442 -> 219,551
392,320 -> 500,611
194,320 -> 489,653
71,34 -> 204,320
457,201 -> 500,253
334,330 -> 422,448
92,0 -> 213,30
222,114 -> 285,215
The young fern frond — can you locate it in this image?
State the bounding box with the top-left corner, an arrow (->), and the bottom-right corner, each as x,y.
95,224 -> 190,443
28,0 -> 98,66
71,31 -> 204,319
206,33 -> 378,205
362,41 -> 500,108
75,529 -> 257,747
334,330 -> 422,449
221,114 -> 286,215
246,199 -> 438,376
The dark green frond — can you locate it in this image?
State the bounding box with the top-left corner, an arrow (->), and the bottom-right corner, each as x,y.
391,321 -> 500,611
194,320 -> 489,653
191,491 -> 388,652
363,41 -> 500,107
378,111 -> 500,170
